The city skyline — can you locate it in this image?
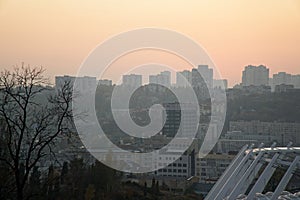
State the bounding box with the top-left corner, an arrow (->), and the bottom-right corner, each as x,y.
1,1 -> 300,199
56,64 -> 300,90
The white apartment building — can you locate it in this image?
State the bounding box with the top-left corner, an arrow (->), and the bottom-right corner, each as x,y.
242,65 -> 269,86
55,75 -> 97,92
122,74 -> 142,88
229,121 -> 300,146
149,71 -> 171,87
176,70 -> 192,88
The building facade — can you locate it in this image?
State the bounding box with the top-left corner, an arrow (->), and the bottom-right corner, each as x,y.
242,65 -> 269,86
122,74 -> 142,88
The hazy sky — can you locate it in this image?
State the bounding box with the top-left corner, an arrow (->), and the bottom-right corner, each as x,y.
0,0 -> 299,86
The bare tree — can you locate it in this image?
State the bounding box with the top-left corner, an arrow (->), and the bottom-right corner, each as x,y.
0,65 -> 73,200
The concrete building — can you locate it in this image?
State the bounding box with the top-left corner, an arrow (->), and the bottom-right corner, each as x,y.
98,79 -> 112,86
192,65 -> 213,89
55,75 -> 75,89
213,79 -> 228,89
215,138 -> 260,154
273,72 -> 292,85
274,84 -> 294,93
196,154 -> 234,181
76,76 -> 97,92
176,70 -> 192,88
242,65 -> 269,86
292,74 -> 300,88
149,71 -> 171,87
162,102 -> 198,138
229,120 -> 300,146
122,74 -> 142,88
55,75 -> 97,92
271,72 -> 292,91
197,65 -> 213,89
156,152 -> 195,178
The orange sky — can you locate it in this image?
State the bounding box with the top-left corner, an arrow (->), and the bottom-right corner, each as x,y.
0,0 -> 299,86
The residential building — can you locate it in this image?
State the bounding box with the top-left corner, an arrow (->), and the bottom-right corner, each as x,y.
229,120 -> 300,146
274,84 -> 294,93
162,102 -> 198,138
242,65 -> 269,86
196,154 -> 235,181
55,75 -> 75,89
122,74 -> 142,88
98,79 -> 112,86
149,71 -> 171,87
176,70 -> 192,88
213,79 -> 228,89
292,75 -> 300,88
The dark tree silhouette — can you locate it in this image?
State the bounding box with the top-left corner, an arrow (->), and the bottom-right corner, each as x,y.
0,65 -> 73,200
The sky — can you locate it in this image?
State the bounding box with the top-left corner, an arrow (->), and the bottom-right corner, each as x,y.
0,0 -> 299,86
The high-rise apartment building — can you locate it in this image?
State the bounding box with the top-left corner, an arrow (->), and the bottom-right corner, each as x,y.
149,71 -> 171,87
291,75 -> 300,88
98,79 -> 112,86
55,75 -> 97,92
242,65 -> 269,86
176,70 -> 192,88
122,74 -> 142,88
162,102 -> 198,138
55,75 -> 76,89
197,65 -> 213,89
213,79 -> 228,89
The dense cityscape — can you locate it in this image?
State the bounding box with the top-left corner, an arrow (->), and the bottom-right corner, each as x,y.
1,0 -> 300,199
2,64 -> 297,199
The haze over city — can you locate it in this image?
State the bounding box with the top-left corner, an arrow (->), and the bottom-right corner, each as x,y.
1,1 -> 300,200
1,0 -> 300,86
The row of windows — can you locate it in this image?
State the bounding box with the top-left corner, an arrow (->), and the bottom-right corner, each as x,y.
158,169 -> 187,173
159,157 -> 183,161
158,163 -> 188,168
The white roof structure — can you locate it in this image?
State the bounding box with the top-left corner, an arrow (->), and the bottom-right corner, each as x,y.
205,143 -> 300,200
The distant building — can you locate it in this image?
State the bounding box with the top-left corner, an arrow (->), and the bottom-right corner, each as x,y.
176,70 -> 192,88
55,75 -> 75,89
55,75 -> 97,92
274,84 -> 294,93
190,65 -> 213,99
271,72 -> 292,91
98,79 -> 112,86
122,74 -> 142,88
196,154 -> 235,181
75,76 -> 97,92
156,152 -> 195,178
291,74 -> 300,88
273,72 -> 292,85
213,79 -> 228,89
229,120 -> 300,146
215,138 -> 260,154
192,65 -> 213,89
149,71 -> 171,87
242,65 -> 269,86
162,102 -> 198,138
